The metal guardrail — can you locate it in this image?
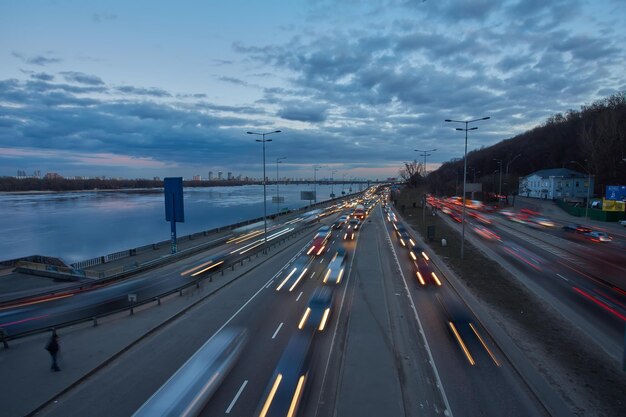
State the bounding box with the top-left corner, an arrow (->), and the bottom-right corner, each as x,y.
1,223 -> 316,345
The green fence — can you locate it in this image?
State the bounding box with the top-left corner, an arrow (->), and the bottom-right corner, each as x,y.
556,200 -> 626,222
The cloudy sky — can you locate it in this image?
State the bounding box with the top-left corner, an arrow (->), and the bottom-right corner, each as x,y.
1,0 -> 625,180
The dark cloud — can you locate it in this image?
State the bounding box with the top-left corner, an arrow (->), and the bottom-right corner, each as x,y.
277,101 -> 328,123
31,72 -> 55,81
218,76 -> 250,87
116,85 -> 171,97
12,52 -> 62,66
60,71 -> 105,85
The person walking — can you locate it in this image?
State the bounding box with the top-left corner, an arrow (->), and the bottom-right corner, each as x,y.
45,333 -> 61,371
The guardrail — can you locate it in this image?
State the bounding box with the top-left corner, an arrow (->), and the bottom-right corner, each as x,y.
0,222 -> 316,345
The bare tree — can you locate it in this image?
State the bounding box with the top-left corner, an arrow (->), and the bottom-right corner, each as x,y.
399,160 -> 424,188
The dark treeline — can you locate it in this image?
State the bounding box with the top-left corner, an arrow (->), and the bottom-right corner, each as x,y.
0,178 -> 262,192
426,91 -> 626,198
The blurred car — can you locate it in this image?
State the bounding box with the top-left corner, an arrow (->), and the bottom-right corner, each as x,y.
323,249 -> 347,285
344,218 -> 360,240
562,224 -> 592,233
584,231 -> 613,242
307,226 -> 331,255
472,225 -> 501,241
276,256 -> 310,292
409,244 -> 429,263
395,225 -> 414,247
298,286 -> 334,332
618,220 -> 626,227
530,217 -> 555,227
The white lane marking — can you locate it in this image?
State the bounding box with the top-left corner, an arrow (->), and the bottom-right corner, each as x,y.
320,258 -> 325,264
272,322 -> 284,339
296,291 -> 303,302
265,279 -> 274,289
225,380 -> 248,414
381,211 -> 454,417
311,271 -> 316,279
556,273 -> 569,282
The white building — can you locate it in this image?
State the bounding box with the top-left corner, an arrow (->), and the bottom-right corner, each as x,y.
519,168 -> 592,200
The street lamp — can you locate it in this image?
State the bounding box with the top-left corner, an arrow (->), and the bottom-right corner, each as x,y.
570,160 -> 592,220
276,157 -> 286,216
247,130 -> 281,252
414,148 -> 437,177
493,158 -> 503,201
313,165 -> 324,203
445,116 -> 490,260
330,169 -> 337,198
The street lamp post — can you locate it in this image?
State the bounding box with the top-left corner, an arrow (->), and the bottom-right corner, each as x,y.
445,116 -> 490,260
276,157 -> 286,216
330,169 -> 337,198
313,165 -> 324,203
493,158 -> 503,201
414,148 -> 437,177
570,160 -> 592,220
247,130 -> 281,252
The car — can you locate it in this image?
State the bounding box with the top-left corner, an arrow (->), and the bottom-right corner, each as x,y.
472,225 -> 501,241
584,231 -> 613,242
307,226 -> 331,255
562,224 -> 592,233
323,249 -> 347,285
276,256 -> 311,292
395,225 -> 414,247
344,219 -> 360,240
618,220 -> 626,227
298,286 -> 334,332
530,217 -> 555,227
333,215 -> 349,229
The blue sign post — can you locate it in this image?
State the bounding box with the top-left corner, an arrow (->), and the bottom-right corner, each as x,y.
164,177 -> 185,254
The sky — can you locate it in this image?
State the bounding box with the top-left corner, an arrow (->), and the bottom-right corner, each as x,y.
1,0 -> 625,181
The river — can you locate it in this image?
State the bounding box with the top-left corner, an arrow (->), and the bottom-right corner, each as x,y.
0,183 -> 362,264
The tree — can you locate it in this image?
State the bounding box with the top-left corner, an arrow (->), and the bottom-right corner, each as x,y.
399,160 -> 425,188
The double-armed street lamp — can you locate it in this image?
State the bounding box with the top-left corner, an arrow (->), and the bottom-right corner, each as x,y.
570,160 -> 592,220
276,157 -> 286,215
414,148 -> 437,177
313,165 -> 325,203
247,130 -> 281,252
445,116 -> 490,260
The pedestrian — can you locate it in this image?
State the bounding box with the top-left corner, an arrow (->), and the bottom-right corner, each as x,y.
45,333 -> 61,371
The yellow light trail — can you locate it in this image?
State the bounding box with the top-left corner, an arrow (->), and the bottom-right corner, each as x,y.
469,323 -> 500,366
191,260 -> 224,277
259,374 -> 282,417
449,321 -> 475,365
287,375 -> 306,417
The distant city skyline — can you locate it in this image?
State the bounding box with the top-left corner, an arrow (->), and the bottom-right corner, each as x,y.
1,1 -> 625,180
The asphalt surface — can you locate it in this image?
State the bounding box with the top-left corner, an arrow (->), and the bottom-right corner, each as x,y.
0,196 -> 568,417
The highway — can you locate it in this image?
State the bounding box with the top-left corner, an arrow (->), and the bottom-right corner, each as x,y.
15,190 -> 561,417
431,197 -> 626,361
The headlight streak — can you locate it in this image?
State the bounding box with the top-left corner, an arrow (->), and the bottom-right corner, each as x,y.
316,245 -> 326,256
226,229 -> 264,244
416,271 -> 426,286
449,321 -> 476,365
287,375 -> 306,417
190,260 -> 224,277
323,269 -> 332,284
276,267 -> 298,291
469,323 -> 501,366
337,268 -> 344,284
259,374 -> 283,417
181,260 -> 216,276
410,251 -> 417,261
0,293 -> 73,310
422,252 -> 429,261
298,307 -> 311,329
289,268 -> 308,292
237,228 -> 294,255
318,308 -> 331,331
431,272 -> 442,286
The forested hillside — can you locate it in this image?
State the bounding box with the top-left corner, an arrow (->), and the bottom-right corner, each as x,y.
427,92 -> 626,198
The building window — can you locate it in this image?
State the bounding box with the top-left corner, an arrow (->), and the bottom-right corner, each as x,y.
576,181 -> 579,187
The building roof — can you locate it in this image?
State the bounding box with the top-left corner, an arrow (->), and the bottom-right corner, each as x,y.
525,168 -> 587,179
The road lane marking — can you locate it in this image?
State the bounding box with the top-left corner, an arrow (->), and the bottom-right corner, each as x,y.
320,258 -> 324,264
381,211 -> 454,417
272,322 -> 284,339
310,271 -> 316,279
265,279 -> 274,289
296,291 -> 303,301
226,380 -> 248,414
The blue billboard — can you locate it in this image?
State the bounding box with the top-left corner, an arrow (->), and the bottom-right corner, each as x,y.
164,177 -> 185,222
605,185 -> 626,201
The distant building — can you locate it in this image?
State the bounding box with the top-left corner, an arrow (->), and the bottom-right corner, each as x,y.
153,176 -> 161,181
44,172 -> 63,180
218,171 -> 223,180
16,169 -> 27,178
193,175 -> 202,181
227,172 -> 233,180
208,171 -> 213,181
519,168 -> 592,200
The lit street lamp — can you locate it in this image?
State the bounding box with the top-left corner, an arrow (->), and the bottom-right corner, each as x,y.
445,116 -> 490,260
247,130 -> 281,252
570,160 -> 592,220
276,157 -> 286,216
